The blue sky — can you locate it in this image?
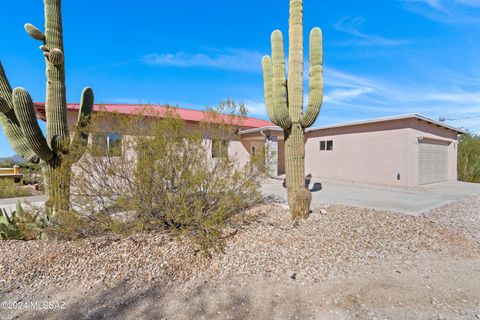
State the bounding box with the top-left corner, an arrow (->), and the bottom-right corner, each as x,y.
1,0 -> 480,157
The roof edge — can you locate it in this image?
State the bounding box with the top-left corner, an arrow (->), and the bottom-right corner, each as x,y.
306,113 -> 466,134
238,114 -> 466,135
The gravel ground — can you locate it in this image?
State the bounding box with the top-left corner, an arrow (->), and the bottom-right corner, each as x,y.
423,195 -> 480,244
1,197 -> 479,319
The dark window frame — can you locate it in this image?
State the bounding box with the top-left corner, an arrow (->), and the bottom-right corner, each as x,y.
320,141 -> 326,151
327,140 -> 333,151
320,140 -> 334,151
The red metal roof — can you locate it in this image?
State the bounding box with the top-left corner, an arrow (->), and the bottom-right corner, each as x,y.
34,103 -> 273,129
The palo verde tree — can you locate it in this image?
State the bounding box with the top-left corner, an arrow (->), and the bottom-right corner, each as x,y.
0,0 -> 94,217
262,0 -> 324,219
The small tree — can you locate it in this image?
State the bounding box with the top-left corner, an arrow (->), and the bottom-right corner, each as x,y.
458,132 -> 480,183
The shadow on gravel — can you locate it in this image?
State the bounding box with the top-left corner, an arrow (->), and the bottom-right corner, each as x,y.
27,284 -> 168,320
24,282 -> 256,320
263,194 -> 286,204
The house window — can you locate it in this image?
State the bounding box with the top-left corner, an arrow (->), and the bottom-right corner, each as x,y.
212,139 -> 229,158
92,132 -> 123,157
327,140 -> 333,151
252,146 -> 256,156
320,140 -> 333,151
108,133 -> 123,156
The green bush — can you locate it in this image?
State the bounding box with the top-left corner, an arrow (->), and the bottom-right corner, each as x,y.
60,102 -> 264,251
0,179 -> 30,199
458,132 -> 480,183
0,201 -> 45,240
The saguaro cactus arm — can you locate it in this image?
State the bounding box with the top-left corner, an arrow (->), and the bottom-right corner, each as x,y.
24,23 -> 46,41
264,30 -> 292,129
0,97 -> 9,113
301,28 -> 324,128
12,88 -> 55,162
70,87 -> 94,161
262,54 -> 292,129
0,62 -> 39,162
261,56 -> 278,126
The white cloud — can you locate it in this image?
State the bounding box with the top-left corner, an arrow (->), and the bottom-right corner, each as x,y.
142,49 -> 263,72
334,17 -> 410,47
239,67 -> 480,132
320,67 -> 480,131
324,88 -> 375,104
243,100 -> 269,117
454,0 -> 480,7
401,0 -> 480,24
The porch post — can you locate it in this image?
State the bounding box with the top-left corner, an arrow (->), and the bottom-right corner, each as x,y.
265,136 -> 278,176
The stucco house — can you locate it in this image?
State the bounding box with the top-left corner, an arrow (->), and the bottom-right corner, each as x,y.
34,104 -> 465,187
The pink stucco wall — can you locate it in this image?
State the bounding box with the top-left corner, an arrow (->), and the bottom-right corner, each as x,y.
304,118 -> 459,187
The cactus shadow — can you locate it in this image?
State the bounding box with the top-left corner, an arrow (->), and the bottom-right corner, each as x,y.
310,182 -> 322,192
282,174 -> 322,193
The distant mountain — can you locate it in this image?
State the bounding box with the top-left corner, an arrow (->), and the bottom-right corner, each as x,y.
0,154 -> 27,164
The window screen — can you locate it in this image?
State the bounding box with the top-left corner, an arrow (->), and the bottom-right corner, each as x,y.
320,141 -> 326,151
327,140 -> 333,151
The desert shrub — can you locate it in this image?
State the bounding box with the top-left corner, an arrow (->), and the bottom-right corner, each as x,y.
65,102 -> 264,251
0,202 -> 45,240
458,132 -> 480,183
0,179 -> 30,199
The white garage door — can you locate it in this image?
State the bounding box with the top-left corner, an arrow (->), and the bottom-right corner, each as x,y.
418,140 -> 449,185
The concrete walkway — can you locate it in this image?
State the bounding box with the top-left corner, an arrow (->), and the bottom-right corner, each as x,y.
0,195 -> 46,212
262,179 -> 480,216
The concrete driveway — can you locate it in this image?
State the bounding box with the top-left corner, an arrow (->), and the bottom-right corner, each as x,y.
0,195 -> 46,213
262,179 -> 480,216
2,180 -> 479,216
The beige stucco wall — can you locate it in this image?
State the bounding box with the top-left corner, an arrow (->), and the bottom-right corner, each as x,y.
305,118 -> 459,187
227,140 -> 251,168
67,109 -> 254,169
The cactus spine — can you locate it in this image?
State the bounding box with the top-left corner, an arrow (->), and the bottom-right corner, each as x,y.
262,0 -> 323,219
0,0 -> 94,217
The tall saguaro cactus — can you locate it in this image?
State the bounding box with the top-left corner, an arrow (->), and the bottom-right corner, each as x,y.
262,0 -> 323,219
0,0 -> 94,217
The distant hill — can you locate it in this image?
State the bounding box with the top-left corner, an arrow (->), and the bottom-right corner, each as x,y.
0,154 -> 27,164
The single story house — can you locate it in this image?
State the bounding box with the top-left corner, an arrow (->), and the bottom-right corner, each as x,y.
34,104 -> 465,187
0,165 -> 23,183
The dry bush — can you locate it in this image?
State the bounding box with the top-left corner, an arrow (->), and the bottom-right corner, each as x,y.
0,179 -> 30,199
60,102 -> 264,250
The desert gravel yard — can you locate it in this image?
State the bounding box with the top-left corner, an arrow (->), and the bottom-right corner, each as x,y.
1,196 -> 480,319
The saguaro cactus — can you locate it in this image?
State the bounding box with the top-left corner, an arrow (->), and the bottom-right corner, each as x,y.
262,0 -> 323,219
0,0 -> 94,217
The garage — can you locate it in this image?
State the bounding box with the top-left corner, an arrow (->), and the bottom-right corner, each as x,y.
418,139 -> 449,185
240,114 -> 463,186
